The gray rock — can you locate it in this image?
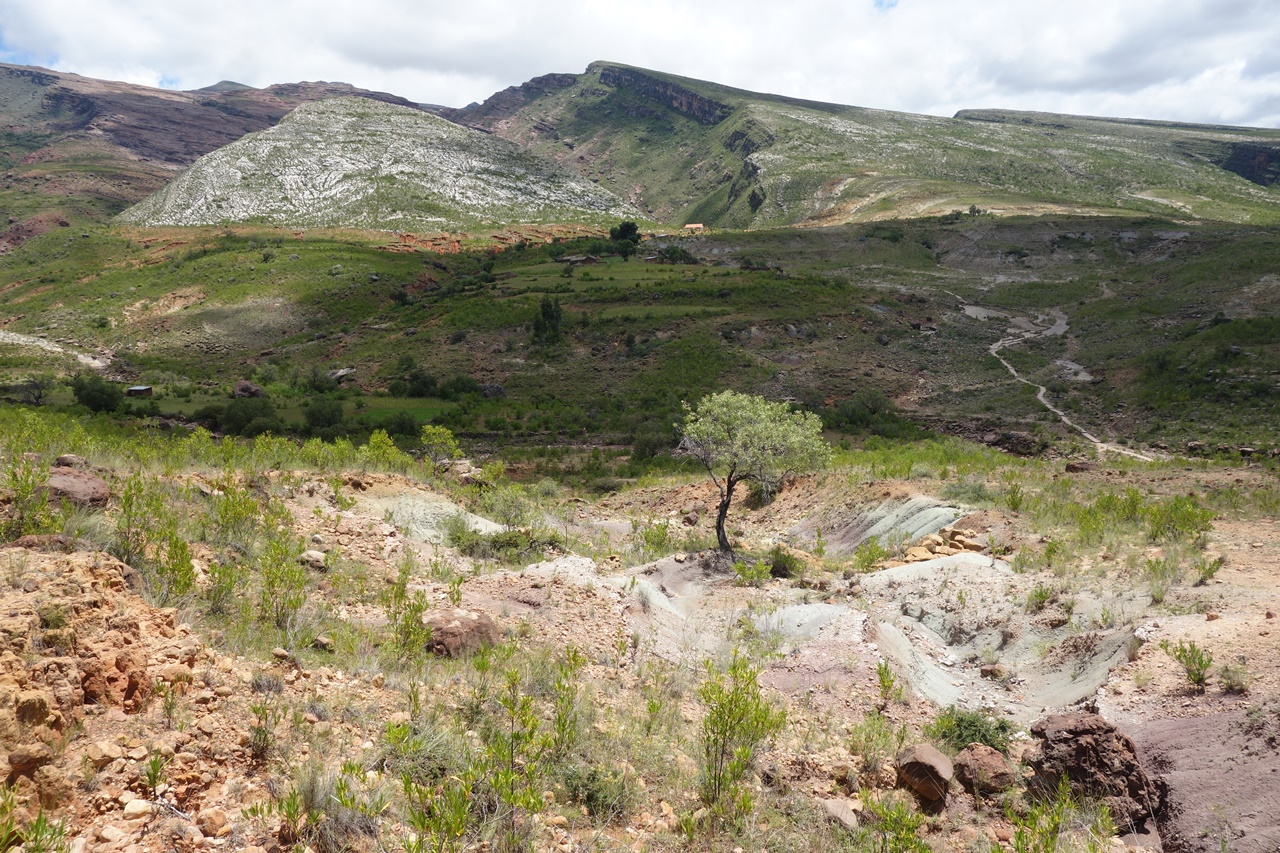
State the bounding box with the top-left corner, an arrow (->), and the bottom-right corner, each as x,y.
820,798 -> 859,831
300,550 -> 327,569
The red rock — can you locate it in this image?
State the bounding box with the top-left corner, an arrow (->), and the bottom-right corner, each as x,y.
895,743 -> 952,802
425,609 -> 500,657
954,743 -> 1016,794
1028,712 -> 1164,831
7,742 -> 53,773
46,467 -> 109,507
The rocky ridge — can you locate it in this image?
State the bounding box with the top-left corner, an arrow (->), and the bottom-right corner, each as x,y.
117,98 -> 638,231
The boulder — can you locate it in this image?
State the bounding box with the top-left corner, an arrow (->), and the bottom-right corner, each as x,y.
425,609 -> 500,658
232,379 -> 264,398
1027,712 -> 1165,832
196,807 -> 228,836
300,550 -> 327,569
14,690 -> 51,726
954,743 -> 1016,795
46,467 -> 109,507
7,741 -> 53,774
1064,460 -> 1097,473
820,797 -> 860,831
895,743 -> 952,803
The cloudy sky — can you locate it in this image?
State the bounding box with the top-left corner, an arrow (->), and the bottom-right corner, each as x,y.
2,0 -> 1278,127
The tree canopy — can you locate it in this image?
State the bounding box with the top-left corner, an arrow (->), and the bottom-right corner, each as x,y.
681,391 -> 830,552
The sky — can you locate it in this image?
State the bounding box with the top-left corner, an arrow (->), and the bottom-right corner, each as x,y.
2,0 -> 1279,128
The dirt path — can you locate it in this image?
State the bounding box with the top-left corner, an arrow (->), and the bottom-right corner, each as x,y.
959,298 -> 1153,461
0,330 -> 110,369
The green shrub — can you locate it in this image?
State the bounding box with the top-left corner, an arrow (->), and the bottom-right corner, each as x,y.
1143,557 -> 1182,604
71,373 -> 123,413
381,553 -> 433,662
2,458 -> 57,541
304,397 -> 345,432
768,545 -> 802,578
1025,583 -> 1057,612
562,764 -> 632,821
221,397 -> 280,436
853,536 -> 890,572
1219,661 -> 1253,694
848,709 -> 907,779
859,792 -> 928,853
924,706 -> 1016,754
1009,778 -> 1116,853
258,534 -> 307,629
732,559 -> 770,587
1145,495 -> 1214,544
698,650 -> 785,818
1160,639 -> 1213,692
1192,555 -> 1225,587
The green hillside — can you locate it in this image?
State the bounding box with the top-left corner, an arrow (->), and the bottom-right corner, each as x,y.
3,213 -> 1279,465
451,61 -> 1280,228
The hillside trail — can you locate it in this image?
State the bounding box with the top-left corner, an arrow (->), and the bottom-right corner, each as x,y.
953,295 -> 1153,461
0,330 -> 110,369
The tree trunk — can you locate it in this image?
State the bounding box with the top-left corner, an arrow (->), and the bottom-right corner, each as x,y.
715,478 -> 737,553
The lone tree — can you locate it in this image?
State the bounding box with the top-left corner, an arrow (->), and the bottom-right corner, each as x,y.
680,390 -> 830,553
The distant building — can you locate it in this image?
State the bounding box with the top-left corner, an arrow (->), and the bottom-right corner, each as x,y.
683,223 -> 705,231
126,386 -> 153,397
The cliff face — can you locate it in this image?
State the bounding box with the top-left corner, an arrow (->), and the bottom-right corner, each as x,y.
595,65 -> 733,125
1217,142 -> 1280,187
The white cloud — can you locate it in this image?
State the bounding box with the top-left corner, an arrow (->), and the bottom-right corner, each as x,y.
1,0 -> 1278,126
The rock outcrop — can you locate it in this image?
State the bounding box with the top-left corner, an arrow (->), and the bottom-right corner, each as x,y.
1027,712 -> 1165,833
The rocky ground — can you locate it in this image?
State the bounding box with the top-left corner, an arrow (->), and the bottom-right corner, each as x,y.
1,452 -> 1278,852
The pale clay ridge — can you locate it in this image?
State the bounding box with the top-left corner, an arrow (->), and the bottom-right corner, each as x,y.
0,330 -> 109,369
118,97 -> 638,230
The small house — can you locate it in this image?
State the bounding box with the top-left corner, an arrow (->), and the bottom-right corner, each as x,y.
125,386 -> 153,397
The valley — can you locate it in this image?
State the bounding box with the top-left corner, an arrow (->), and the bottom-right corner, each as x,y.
0,58 -> 1278,853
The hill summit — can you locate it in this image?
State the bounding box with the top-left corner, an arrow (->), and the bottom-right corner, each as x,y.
448,60 -> 1280,228
117,97 -> 638,231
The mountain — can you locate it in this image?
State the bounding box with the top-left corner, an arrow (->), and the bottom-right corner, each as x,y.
448,61 -> 1280,228
6,59 -> 1280,239
116,97 -> 637,230
0,62 -> 429,245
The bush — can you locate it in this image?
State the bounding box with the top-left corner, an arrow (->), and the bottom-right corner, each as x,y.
1219,661 -> 1253,694
768,545 -> 802,579
1161,639 -> 1212,692
562,765 -> 632,821
305,398 -> 345,432
438,375 -> 481,401
698,650 -> 786,817
849,709 -> 907,780
71,374 -> 123,413
732,560 -> 769,587
924,706 -> 1016,753
221,397 -> 279,435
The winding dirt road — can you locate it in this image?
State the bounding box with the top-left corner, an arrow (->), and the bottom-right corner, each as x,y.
973,302 -> 1153,461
